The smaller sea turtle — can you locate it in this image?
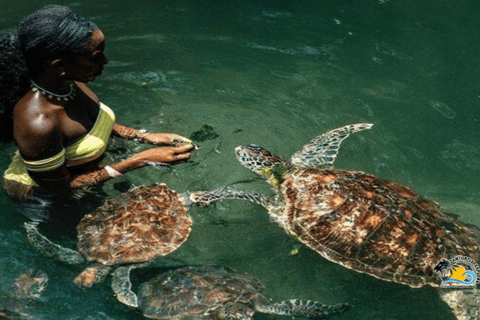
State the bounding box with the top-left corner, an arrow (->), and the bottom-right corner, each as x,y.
0,269 -> 48,320
116,265 -> 351,319
25,183 -> 252,308
231,123 -> 480,320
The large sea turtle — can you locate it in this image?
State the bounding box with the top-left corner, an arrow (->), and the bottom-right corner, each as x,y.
25,183 -> 254,308
116,265 -> 351,319
231,123 -> 480,320
0,269 -> 48,320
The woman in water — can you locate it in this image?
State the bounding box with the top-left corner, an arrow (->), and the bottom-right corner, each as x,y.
0,5 -> 196,202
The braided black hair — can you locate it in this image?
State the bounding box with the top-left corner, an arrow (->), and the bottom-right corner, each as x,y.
0,5 -> 98,143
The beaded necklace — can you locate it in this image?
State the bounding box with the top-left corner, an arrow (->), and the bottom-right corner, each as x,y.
31,81 -> 76,102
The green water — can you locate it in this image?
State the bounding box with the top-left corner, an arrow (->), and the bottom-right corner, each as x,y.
1,0 -> 480,319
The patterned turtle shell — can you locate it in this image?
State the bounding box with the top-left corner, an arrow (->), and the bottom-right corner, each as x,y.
137,265 -> 265,319
76,184 -> 192,266
282,168 -> 480,288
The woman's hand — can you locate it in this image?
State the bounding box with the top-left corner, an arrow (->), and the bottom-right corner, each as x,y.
131,144 -> 196,166
142,133 -> 195,147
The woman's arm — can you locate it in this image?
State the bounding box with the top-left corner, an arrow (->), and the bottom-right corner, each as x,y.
111,123 -> 148,141
69,156 -> 140,188
69,144 -> 195,188
112,123 -> 194,146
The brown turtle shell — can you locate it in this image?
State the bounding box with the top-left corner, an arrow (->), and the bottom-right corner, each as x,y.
137,265 -> 264,320
282,169 -> 480,288
76,184 -> 192,266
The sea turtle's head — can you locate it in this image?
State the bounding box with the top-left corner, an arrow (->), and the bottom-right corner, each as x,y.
235,145 -> 289,187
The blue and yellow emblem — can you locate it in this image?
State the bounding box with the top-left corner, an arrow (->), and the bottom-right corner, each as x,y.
434,256 -> 480,288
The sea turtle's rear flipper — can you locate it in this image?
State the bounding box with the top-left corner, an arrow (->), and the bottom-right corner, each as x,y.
291,123 -> 373,169
24,222 -> 84,264
438,287 -> 480,320
182,188 -> 272,209
257,297 -> 352,319
111,263 -> 150,308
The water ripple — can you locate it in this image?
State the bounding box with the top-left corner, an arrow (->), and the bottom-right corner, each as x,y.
429,100 -> 456,119
251,43 -> 321,56
262,11 -> 290,18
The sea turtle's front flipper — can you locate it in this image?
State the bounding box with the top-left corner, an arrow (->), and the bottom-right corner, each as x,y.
438,287 -> 480,320
181,188 -> 272,209
111,263 -> 150,308
74,264 -> 111,288
256,296 -> 352,319
291,123 -> 373,169
24,223 -> 85,264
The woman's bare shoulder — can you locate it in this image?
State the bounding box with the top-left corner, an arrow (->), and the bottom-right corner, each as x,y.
13,97 -> 64,160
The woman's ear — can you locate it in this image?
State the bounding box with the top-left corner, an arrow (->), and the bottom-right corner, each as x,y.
50,59 -> 67,77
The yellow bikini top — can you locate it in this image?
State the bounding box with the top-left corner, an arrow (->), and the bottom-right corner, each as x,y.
23,103 -> 116,172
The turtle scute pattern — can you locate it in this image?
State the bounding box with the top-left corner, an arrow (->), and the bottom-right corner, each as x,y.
137,265 -> 264,319
77,183 -> 192,266
282,168 -> 480,288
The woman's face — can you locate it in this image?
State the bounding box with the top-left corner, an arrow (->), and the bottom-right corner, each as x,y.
65,29 -> 108,83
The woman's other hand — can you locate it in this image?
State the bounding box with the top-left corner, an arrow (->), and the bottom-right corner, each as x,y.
142,133 -> 196,147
